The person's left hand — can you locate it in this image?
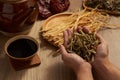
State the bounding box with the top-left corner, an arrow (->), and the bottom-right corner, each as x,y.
59,27 -> 92,74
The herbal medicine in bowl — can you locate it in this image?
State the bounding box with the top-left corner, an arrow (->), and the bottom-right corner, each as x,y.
66,30 -> 100,62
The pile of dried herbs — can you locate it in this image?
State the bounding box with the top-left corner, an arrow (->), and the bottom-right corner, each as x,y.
85,0 -> 120,11
66,30 -> 100,62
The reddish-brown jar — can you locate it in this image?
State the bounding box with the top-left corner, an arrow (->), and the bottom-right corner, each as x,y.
0,0 -> 39,35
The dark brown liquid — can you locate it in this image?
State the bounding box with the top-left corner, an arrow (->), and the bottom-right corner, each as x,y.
7,39 -> 38,58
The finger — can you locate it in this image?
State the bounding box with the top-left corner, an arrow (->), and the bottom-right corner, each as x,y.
77,26 -> 82,32
96,33 -> 105,43
63,30 -> 68,47
67,29 -> 72,36
67,29 -> 73,40
82,26 -> 90,33
59,45 -> 68,55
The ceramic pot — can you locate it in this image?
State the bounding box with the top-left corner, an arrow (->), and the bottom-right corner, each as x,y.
0,0 -> 39,36
4,35 -> 39,61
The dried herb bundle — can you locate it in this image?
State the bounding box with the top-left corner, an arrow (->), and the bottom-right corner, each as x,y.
66,30 -> 100,62
85,0 -> 120,11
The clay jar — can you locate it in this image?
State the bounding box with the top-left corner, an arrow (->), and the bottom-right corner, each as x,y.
0,0 -> 39,35
4,35 -> 39,62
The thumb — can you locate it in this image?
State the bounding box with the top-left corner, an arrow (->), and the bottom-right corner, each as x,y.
59,45 -> 68,56
96,33 -> 105,43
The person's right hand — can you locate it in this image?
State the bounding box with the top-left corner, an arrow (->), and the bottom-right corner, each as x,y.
92,34 -> 120,80
93,34 -> 109,65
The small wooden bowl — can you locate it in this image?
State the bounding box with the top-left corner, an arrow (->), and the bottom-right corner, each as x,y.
4,35 -> 39,62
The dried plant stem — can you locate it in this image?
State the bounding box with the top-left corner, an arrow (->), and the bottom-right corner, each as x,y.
67,30 -> 100,62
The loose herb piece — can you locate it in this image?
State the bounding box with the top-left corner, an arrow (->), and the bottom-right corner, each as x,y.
85,0 -> 120,11
66,30 -> 100,62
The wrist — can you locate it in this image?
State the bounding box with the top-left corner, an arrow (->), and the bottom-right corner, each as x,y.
76,62 -> 93,80
92,58 -> 110,69
75,62 -> 92,75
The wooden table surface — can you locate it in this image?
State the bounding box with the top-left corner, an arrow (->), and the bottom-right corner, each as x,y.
0,0 -> 120,80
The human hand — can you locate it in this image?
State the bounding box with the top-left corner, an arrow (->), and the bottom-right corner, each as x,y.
59,27 -> 91,74
92,34 -> 120,80
60,45 -> 91,74
93,34 -> 109,64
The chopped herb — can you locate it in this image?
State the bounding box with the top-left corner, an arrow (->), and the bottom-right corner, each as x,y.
66,30 -> 100,62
